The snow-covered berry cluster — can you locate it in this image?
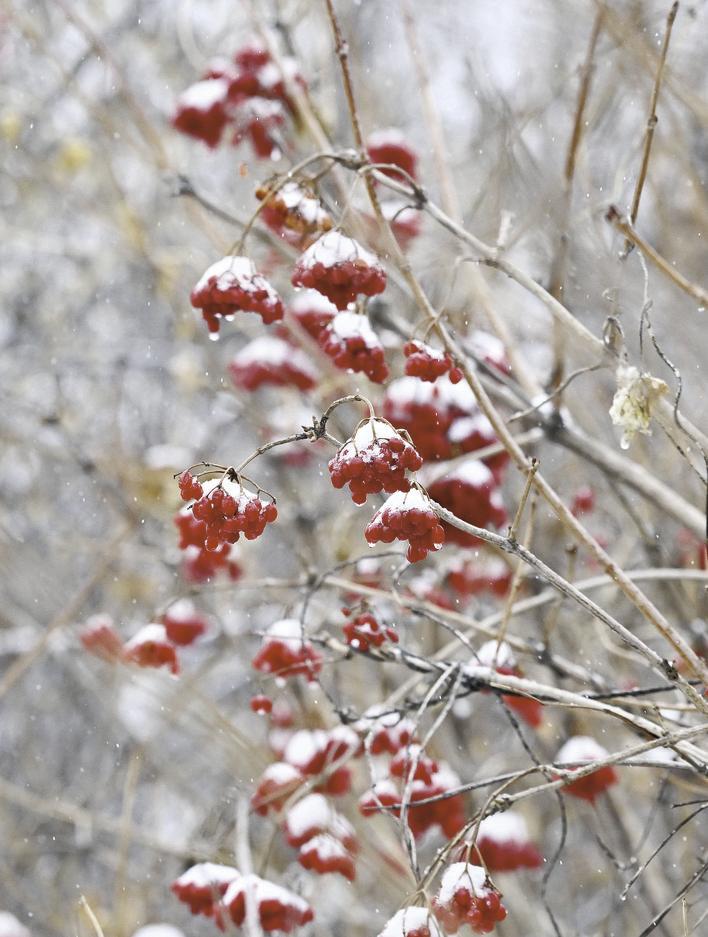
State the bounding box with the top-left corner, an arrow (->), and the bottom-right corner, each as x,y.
256,180 -> 333,241
80,615 -> 124,662
190,256 -> 284,338
251,618 -> 322,682
174,509 -> 243,583
404,340 -> 463,384
445,555 -> 511,598
160,599 -> 209,646
365,488 -> 446,563
367,129 -> 418,181
319,311 -> 389,383
171,862 -> 239,922
329,419 -> 423,504
124,624 -> 181,675
291,231 -> 387,309
341,607 -> 399,652
377,908 -> 443,937
555,736 -> 619,803
223,874 -> 314,932
470,811 -> 543,872
432,863 -> 507,934
284,793 -> 358,880
428,461 -> 507,548
288,289 -> 338,339
172,44 -> 304,159
473,640 -> 543,728
227,336 -> 317,392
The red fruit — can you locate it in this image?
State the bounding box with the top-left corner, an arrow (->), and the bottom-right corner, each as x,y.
178,470 -> 204,502
231,97 -> 286,159
432,864 -> 507,934
343,610 -> 398,652
377,908 -> 444,937
446,555 -> 511,598
365,488 -> 445,564
182,478 -> 277,554
123,624 -> 180,675
474,640 -> 544,728
329,419 -> 422,505
257,180 -> 332,238
172,78 -> 231,147
368,715 -> 418,755
80,615 -> 124,662
427,461 -> 507,549
571,485 -> 595,516
291,231 -> 386,309
359,780 -> 400,816
161,599 -> 208,646
555,736 -> 619,803
282,727 -> 361,792
190,256 -> 284,337
171,862 -> 239,918
404,340 -> 461,384
318,311 -> 389,383
228,336 -> 317,392
250,694 -> 273,715
223,875 -> 314,932
471,812 -> 543,872
251,762 -> 302,815
288,289 -> 338,339
298,833 -> 356,881
367,128 -> 418,180
251,619 -> 322,682
381,199 -> 422,249
284,793 -> 357,849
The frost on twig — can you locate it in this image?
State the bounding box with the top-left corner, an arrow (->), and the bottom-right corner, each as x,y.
609,363 -> 668,450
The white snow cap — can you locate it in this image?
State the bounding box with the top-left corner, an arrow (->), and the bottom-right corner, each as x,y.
223,874 -> 311,915
556,736 -> 610,765
448,413 -> 495,444
375,488 -> 433,516
378,908 -> 443,937
300,832 -> 350,860
178,78 -> 229,110
298,231 -> 382,271
0,913 -> 32,937
285,793 -> 333,839
289,289 -> 339,314
259,761 -> 302,785
436,863 -> 490,904
283,729 -> 328,769
478,810 -> 529,843
132,926 -> 185,937
163,598 -> 198,622
193,256 -> 279,304
444,460 -> 495,489
124,623 -> 170,650
231,336 -> 315,376
368,128 -> 409,148
475,640 -> 516,670
329,312 -> 383,349
173,862 -> 240,888
262,619 -> 310,651
272,182 -> 330,226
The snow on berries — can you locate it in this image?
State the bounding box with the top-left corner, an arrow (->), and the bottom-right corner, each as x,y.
80,614 -> 124,662
250,694 -> 273,715
251,761 -> 303,815
288,289 -> 338,339
171,862 -> 239,919
445,555 -> 511,598
183,476 -> 277,552
555,736 -> 619,803
367,128 -> 418,181
284,793 -> 357,849
174,508 -> 243,583
427,461 -> 507,548
223,874 -> 314,932
227,336 -> 317,392
377,908 -> 444,937
172,77 -> 231,148
342,607 -> 398,652
251,618 -> 322,682
472,640 -> 543,728
123,624 -> 180,675
432,863 -> 507,934
291,231 -> 387,309
282,727 -> 361,795
190,256 -> 284,338
404,340 -> 463,384
319,311 -> 389,383
365,487 -> 445,563
160,599 -> 209,646
472,811 -> 543,872
256,180 -> 333,239
329,419 -> 423,504
298,833 -> 356,880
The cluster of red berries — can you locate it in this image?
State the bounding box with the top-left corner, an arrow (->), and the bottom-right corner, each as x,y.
284,789 -> 357,847
227,336 -> 317,392
174,510 -> 243,583
178,470 -> 204,500
367,129 -> 418,181
171,862 -> 239,923
123,624 -> 181,675
432,864 -> 507,934
190,256 -> 284,337
365,488 -> 446,563
470,812 -> 543,873
445,555 -> 511,598
377,908 -> 443,937
288,289 -> 337,339
428,461 -> 507,548
251,619 -> 322,682
180,476 -> 277,552
571,485 -> 595,516
474,640 -> 543,729
291,231 -> 387,309
329,419 -> 423,504
319,311 -> 389,383
404,340 -> 463,384
223,875 -> 314,932
298,833 -> 357,881
555,736 -> 619,803
341,607 -> 399,653
81,613 -> 207,676
160,599 -> 209,646
172,44 -> 304,158
256,180 -> 332,242
383,374 -> 503,464
80,615 -> 124,662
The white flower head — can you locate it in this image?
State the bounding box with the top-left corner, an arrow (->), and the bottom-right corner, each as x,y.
609,364 -> 668,449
